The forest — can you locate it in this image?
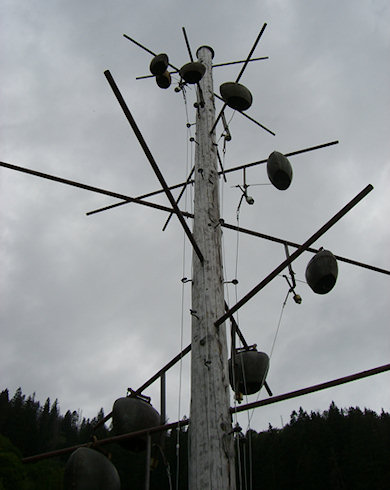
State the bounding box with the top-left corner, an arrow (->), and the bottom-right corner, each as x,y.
0,387 -> 389,489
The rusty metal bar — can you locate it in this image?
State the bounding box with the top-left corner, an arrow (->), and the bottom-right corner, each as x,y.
22,362 -> 390,463
104,70 -> 203,263
215,184 -> 374,326
232,362 -> 390,414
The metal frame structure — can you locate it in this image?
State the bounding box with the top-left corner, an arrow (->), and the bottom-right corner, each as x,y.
1,22 -> 389,489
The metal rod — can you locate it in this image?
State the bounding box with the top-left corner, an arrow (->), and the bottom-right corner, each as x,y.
209,102 -> 227,136
0,160 -> 186,217
220,220 -> 390,277
264,382 -> 273,397
93,343 -> 192,431
160,373 -> 166,425
284,243 -> 296,289
215,184 -> 374,326
145,434 -> 152,490
104,70 -> 204,263
217,149 -> 227,182
212,57 -> 269,68
221,112 -> 231,142
22,362 -> 390,464
87,180 -> 190,216
135,58 -> 269,81
87,140 -> 338,216
136,343 -> 192,394
22,419 -> 190,463
236,23 -> 267,83
182,27 -> 194,62
231,362 -> 390,414
212,92 -> 275,136
225,301 -> 248,349
2,161 -> 387,277
123,34 -> 179,72
222,140 -> 339,175
162,166 -> 195,231
235,109 -> 275,136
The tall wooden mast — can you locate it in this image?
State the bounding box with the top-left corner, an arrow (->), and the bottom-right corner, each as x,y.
189,45 -> 236,489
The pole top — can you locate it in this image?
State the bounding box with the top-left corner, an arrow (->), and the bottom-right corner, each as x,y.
196,45 -> 215,59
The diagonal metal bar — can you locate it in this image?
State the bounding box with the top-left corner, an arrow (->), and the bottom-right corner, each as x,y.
162,166 -> 195,231
2,162 -> 387,277
182,26 -> 194,62
220,220 -> 390,276
215,184 -> 374,326
86,180 -> 189,216
22,361 -> 390,463
221,140 -> 339,175
231,362 -> 390,414
104,70 -> 203,263
217,149 -> 227,182
0,160 -> 191,216
210,23 -> 267,135
235,23 -> 267,83
225,301 -> 248,349
214,92 -> 275,135
123,34 -> 180,72
86,140 -> 338,216
213,57 -> 269,68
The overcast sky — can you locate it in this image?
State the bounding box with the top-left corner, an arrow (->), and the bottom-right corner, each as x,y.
1,0 -> 389,440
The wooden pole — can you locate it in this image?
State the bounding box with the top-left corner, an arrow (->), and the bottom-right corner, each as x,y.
189,46 -> 236,489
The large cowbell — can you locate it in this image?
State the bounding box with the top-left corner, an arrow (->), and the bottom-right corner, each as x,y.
155,70 -> 171,89
220,82 -> 253,111
229,349 -> 270,395
149,53 -> 169,76
112,396 -> 160,452
267,151 -> 293,190
179,61 -> 206,84
305,249 -> 338,294
64,447 -> 120,490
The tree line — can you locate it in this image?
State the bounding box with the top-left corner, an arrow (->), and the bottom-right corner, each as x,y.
0,387 -> 389,489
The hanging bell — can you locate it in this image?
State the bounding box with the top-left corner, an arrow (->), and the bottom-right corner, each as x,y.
267,151 -> 293,190
155,70 -> 171,89
64,447 -> 120,490
229,349 -> 270,395
219,82 -> 253,111
112,396 -> 161,452
149,53 -> 169,76
305,249 -> 338,294
179,61 -> 206,84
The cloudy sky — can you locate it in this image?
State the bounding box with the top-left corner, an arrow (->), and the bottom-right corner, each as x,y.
1,0 -> 389,440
